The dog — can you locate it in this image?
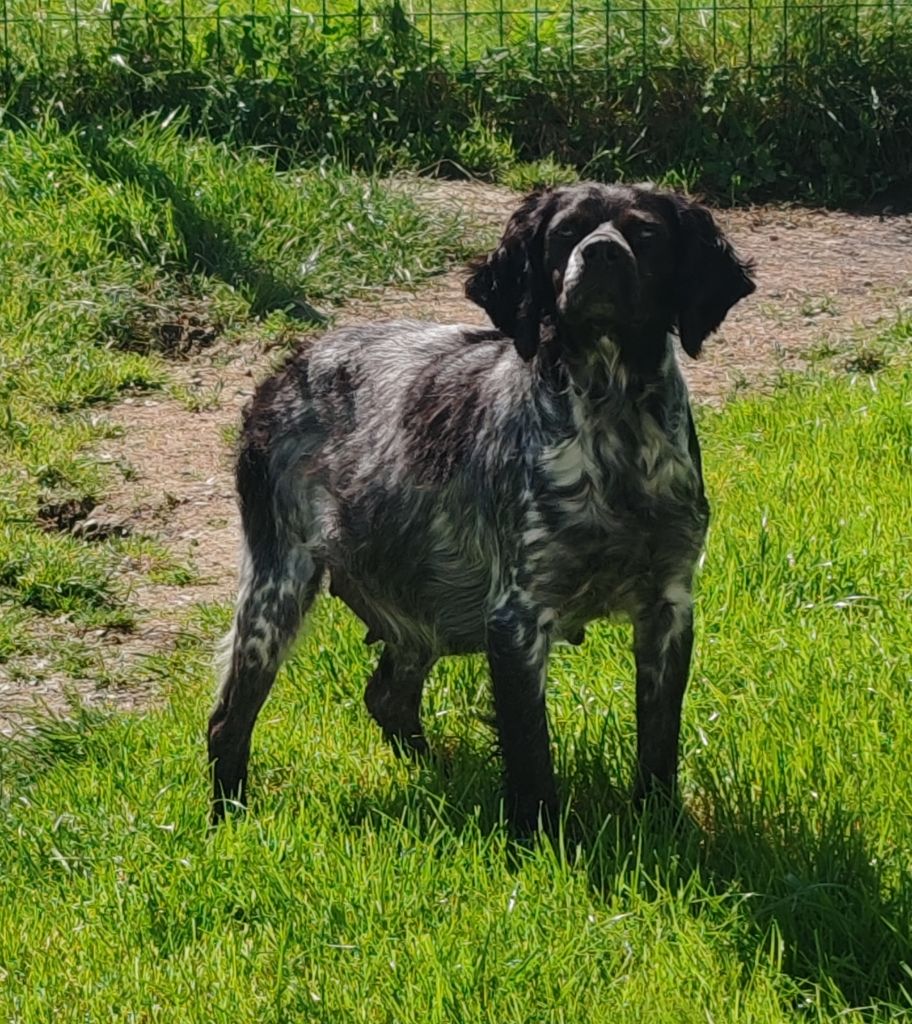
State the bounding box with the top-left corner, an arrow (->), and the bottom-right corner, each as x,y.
208,182 -> 755,831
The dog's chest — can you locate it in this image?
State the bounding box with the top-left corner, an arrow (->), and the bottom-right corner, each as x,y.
527,397 -> 706,616
539,396 -> 695,509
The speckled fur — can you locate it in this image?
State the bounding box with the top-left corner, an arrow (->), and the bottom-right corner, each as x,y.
208,183 -> 755,831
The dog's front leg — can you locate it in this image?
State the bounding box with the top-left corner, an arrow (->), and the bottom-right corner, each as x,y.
632,584 -> 695,803
487,594 -> 558,833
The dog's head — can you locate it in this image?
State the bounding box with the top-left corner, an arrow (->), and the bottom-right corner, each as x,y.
466,183 -> 755,368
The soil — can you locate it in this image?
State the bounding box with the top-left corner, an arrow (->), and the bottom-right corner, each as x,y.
2,181 -> 910,729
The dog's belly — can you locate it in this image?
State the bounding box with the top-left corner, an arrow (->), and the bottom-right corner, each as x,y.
323,507 -> 706,656
328,562 -> 491,654
319,492 -> 496,654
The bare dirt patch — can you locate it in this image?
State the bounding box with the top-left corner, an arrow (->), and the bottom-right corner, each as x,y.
3,181 -> 911,728
391,180 -> 912,399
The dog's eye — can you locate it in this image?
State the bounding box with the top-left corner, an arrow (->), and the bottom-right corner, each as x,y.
630,224 -> 660,242
554,224 -> 582,241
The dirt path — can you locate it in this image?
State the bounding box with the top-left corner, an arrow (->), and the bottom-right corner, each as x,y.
3,182 -> 910,728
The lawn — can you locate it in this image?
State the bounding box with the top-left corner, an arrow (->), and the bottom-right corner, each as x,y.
1,291 -> 910,1017
0,111 -> 910,1024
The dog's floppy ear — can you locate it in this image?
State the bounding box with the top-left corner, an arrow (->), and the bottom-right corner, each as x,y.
668,194 -> 756,358
465,189 -> 553,361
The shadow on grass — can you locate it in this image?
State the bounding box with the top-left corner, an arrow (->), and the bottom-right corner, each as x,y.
74,126 -> 326,321
338,729 -> 912,1014
574,779 -> 912,1015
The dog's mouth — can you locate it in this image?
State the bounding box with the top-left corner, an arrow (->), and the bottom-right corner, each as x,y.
556,271 -> 640,328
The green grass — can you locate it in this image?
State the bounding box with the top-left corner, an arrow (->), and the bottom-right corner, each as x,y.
2,340 -> 910,1021
3,0 -> 909,71
0,116 -> 470,668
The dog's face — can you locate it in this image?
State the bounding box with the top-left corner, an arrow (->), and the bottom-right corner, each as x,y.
466,183 -> 755,367
545,188 -> 677,334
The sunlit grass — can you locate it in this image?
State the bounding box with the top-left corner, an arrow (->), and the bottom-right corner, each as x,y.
4,0 -> 909,67
1,340 -> 910,1021
4,0 -> 912,203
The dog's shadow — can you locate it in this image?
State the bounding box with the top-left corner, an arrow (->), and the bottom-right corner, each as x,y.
336,731 -> 912,1014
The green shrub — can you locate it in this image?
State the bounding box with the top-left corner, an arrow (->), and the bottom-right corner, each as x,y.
2,1 -> 911,201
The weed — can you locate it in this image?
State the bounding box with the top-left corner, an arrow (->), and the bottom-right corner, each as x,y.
501,156 -> 581,192
845,349 -> 888,374
799,294 -> 841,319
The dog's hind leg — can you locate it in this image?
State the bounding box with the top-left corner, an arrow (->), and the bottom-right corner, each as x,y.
208,425 -> 325,823
364,644 -> 434,757
208,538 -> 321,822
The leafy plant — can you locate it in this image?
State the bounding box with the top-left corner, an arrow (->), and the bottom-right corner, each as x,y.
2,1 -> 912,201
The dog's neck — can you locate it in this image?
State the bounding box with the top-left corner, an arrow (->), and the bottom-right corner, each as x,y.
539,324 -> 675,405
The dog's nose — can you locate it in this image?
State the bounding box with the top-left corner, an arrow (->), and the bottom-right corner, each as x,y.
580,235 -> 627,265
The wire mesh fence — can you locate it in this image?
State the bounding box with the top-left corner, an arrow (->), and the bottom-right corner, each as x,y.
1,0 -> 910,81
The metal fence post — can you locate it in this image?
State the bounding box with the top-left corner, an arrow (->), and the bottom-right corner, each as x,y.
711,0 -> 718,64
640,0 -> 647,76
2,0 -> 10,84
428,0 -> 434,60
783,0 -> 789,86
180,0 -> 188,62
285,0 -> 292,62
747,0 -> 753,77
72,0 -> 81,61
533,0 -> 539,74
604,0 -> 610,88
569,0 -> 575,73
463,0 -> 469,72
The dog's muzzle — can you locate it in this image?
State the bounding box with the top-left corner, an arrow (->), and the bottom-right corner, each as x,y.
558,225 -> 639,323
